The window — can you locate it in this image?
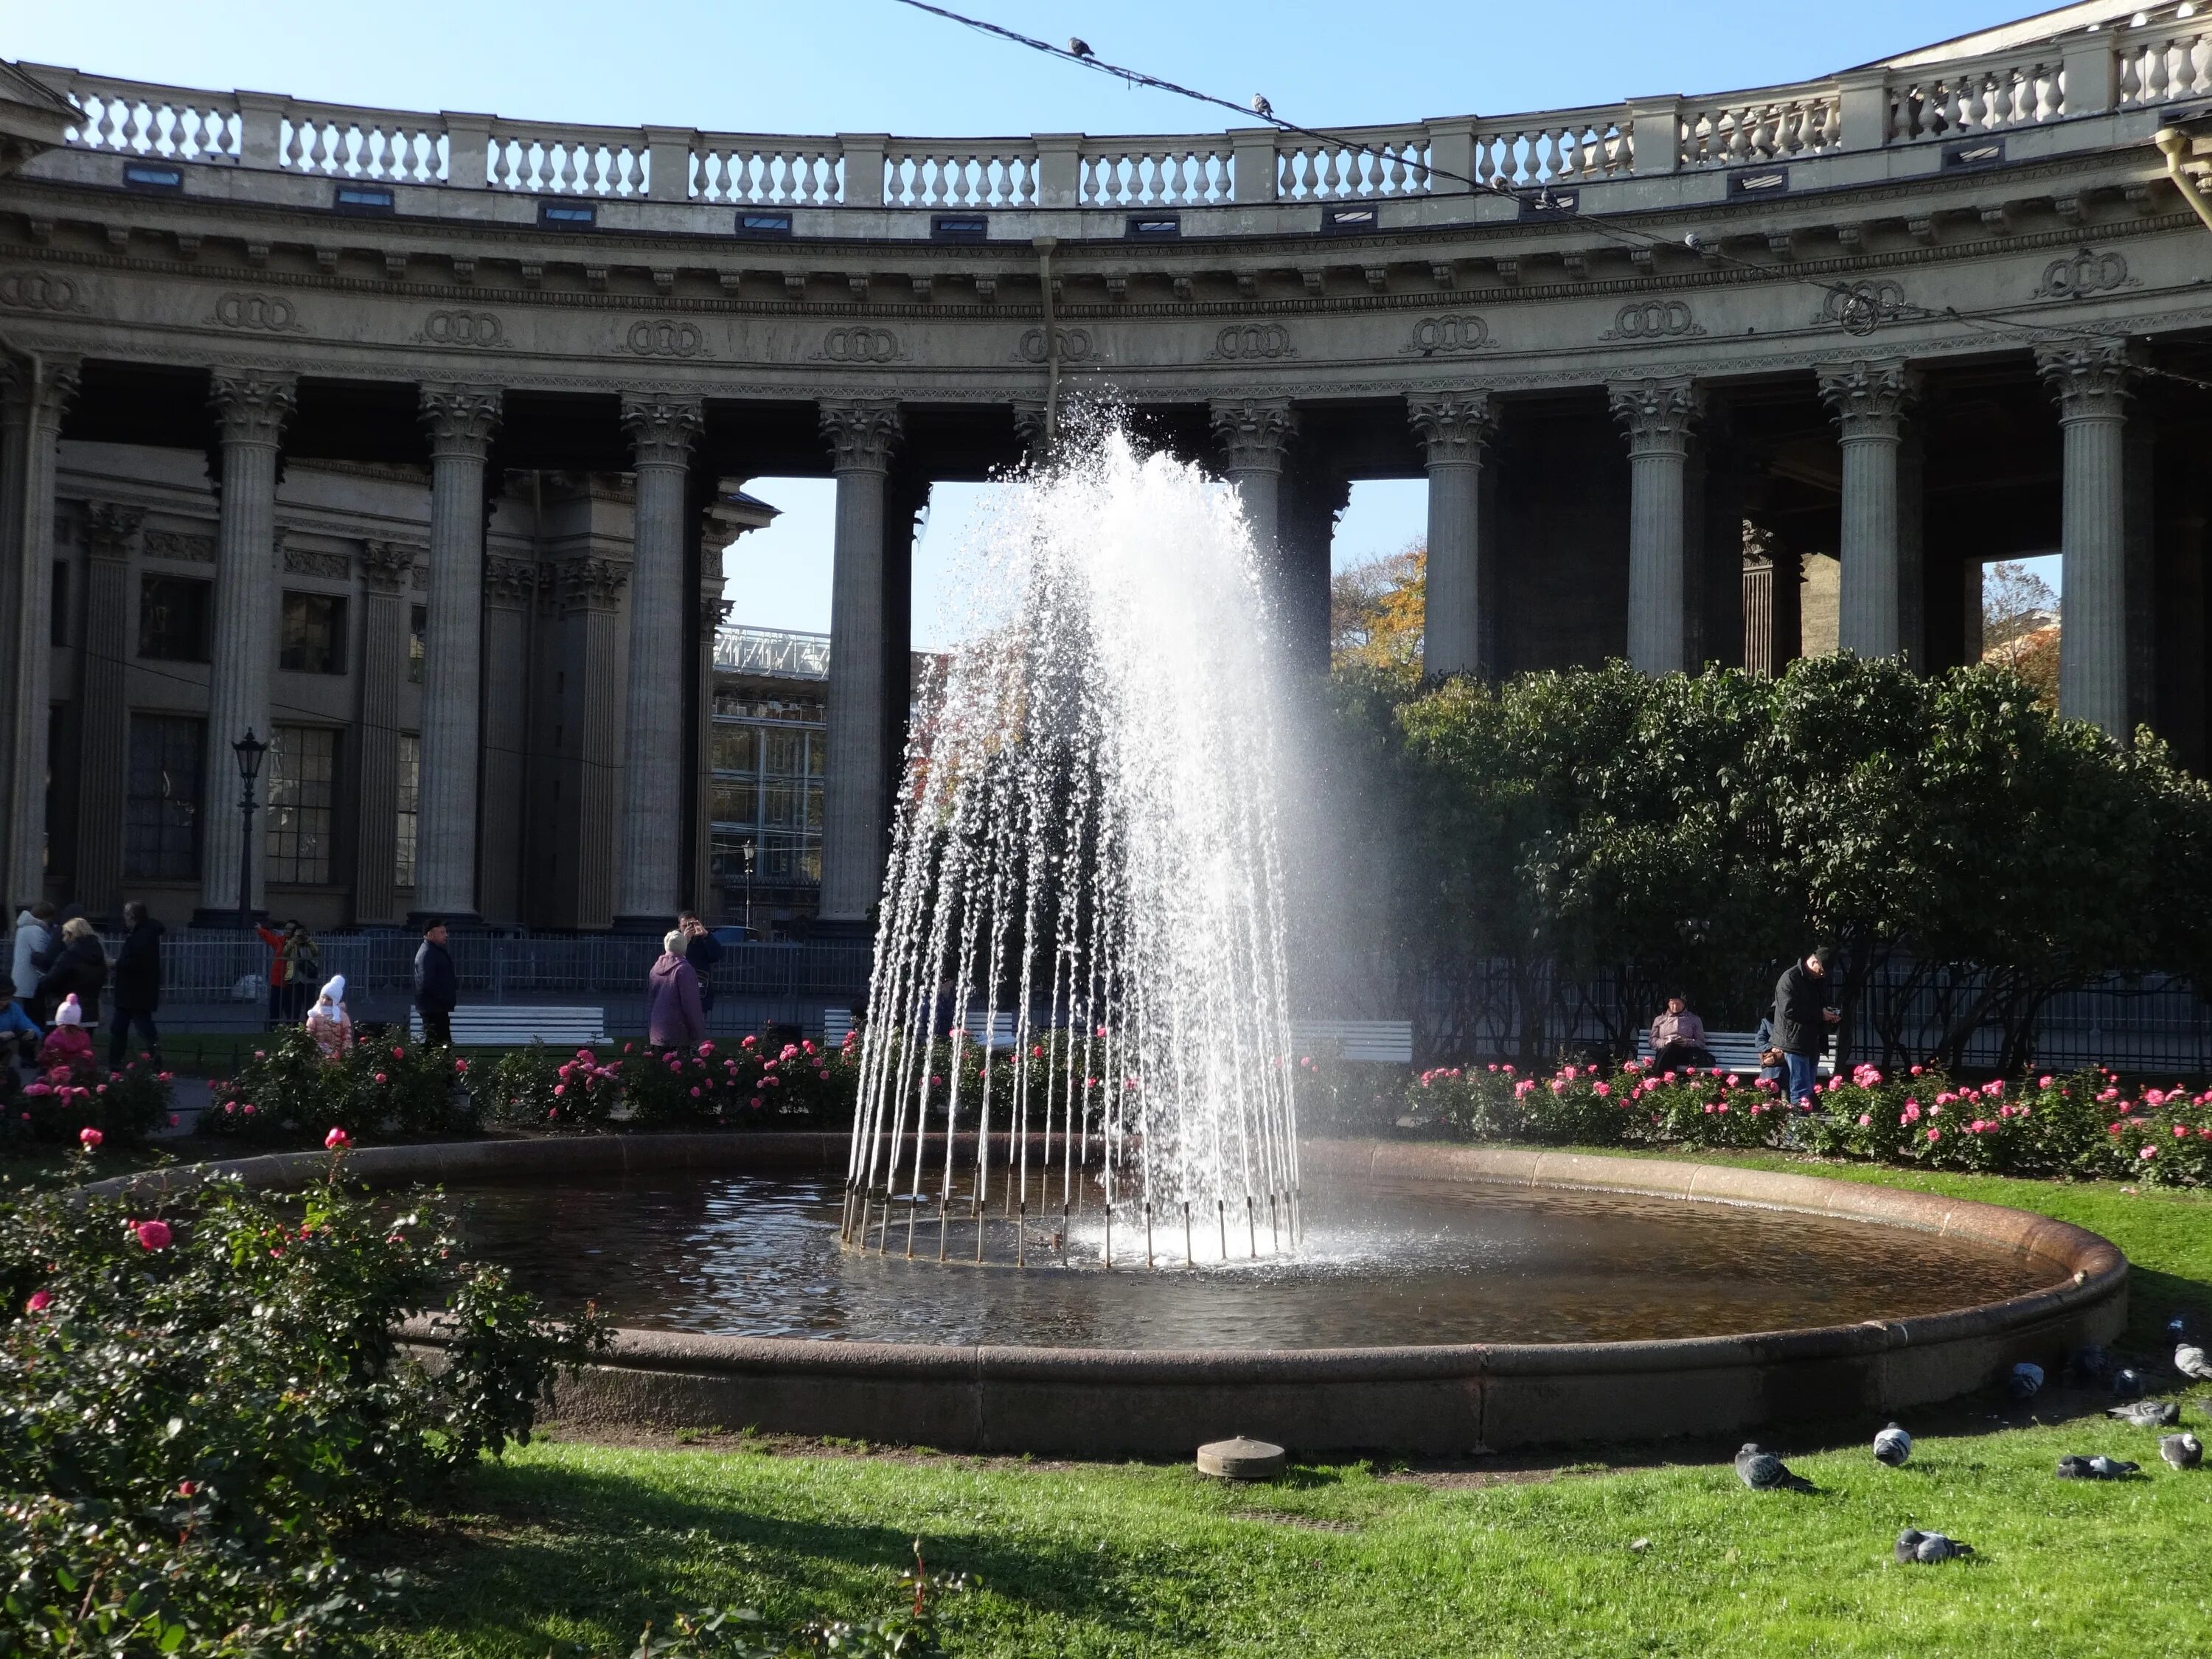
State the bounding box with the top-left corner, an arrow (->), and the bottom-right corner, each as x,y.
125,714 -> 203,879
710,726 -> 758,775
709,710 -> 826,897
279,592 -> 347,674
265,725 -> 337,885
408,606 -> 426,684
395,733 -> 420,888
138,575 -> 211,662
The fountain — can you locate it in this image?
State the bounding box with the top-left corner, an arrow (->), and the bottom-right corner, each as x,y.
844,426 -> 1300,1269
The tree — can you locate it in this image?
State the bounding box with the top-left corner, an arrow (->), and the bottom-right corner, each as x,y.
1980,560 -> 2059,707
1329,545 -> 1425,672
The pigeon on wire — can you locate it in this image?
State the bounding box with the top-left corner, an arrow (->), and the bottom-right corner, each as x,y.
2161,1431 -> 2204,1470
1872,1424 -> 1914,1467
2111,1367 -> 2146,1400
2107,1398 -> 2180,1428
2176,1343 -> 2212,1381
1896,1530 -> 1974,1565
2008,1361 -> 2045,1400
1735,1444 -> 1815,1492
1251,94 -> 1273,118
1067,38 -> 1093,58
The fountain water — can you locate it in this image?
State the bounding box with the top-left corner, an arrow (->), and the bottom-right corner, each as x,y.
844,426 -> 1300,1267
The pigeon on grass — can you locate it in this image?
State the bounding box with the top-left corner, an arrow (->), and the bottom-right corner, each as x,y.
1872,1424 -> 1913,1468
2056,1454 -> 2140,1479
2175,1343 -> 2212,1382
2008,1361 -> 2045,1400
1735,1444 -> 1814,1492
1896,1528 -> 1974,1564
2107,1399 -> 2181,1428
2111,1367 -> 2146,1401
2161,1432 -> 2203,1470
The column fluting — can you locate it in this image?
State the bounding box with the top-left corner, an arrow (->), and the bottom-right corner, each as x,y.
817,400 -> 902,926
74,502 -> 144,920
1408,390 -> 1497,678
1818,358 -> 1919,661
2038,340 -> 2143,735
1609,378 -> 1703,676
1209,397 -> 1298,557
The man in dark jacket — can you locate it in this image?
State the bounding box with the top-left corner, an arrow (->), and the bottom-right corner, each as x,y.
1771,949 -> 1840,1107
413,917 -> 458,1046
680,911 -> 722,1018
109,901 -> 165,1068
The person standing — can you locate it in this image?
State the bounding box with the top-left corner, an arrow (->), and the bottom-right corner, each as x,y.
1771,949 -> 1840,1107
305,975 -> 354,1061
286,925 -> 321,1023
10,901 -> 55,1018
34,919 -> 108,1030
647,927 -> 707,1052
108,901 -> 165,1069
680,911 -> 722,1020
413,917 -> 458,1047
254,919 -> 299,1026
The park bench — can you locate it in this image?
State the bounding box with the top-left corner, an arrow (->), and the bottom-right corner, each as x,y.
1633,1030 -> 1833,1077
407,1006 -> 608,1048
1290,1020 -> 1415,1064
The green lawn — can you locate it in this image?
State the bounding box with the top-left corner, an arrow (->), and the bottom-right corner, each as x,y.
370,1155 -> 2212,1659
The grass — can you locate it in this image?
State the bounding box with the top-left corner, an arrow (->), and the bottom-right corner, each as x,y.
366,1153 -> 2212,1658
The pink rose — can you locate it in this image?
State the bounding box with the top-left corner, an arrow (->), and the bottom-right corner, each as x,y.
392,1046 -> 406,1060
2140,1145 -> 2158,1161
133,1219 -> 174,1251
374,1072 -> 388,1085
1926,1127 -> 1941,1143
324,1127 -> 352,1151
1857,1113 -> 1871,1127
25,1290 -> 52,1314
78,1127 -> 102,1149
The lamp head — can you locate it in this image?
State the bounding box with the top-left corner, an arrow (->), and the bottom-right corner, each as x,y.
233,728 -> 268,784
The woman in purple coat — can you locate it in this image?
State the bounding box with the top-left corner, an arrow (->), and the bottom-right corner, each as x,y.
646,928 -> 706,1051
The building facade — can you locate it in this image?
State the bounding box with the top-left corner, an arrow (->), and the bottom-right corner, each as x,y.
3,1 -> 2212,932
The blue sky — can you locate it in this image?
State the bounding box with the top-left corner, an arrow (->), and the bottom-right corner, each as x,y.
12,0 -> 2056,643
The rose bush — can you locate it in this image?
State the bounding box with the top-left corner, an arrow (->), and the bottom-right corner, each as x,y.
201,1028 -> 476,1141
6,1051 -> 172,1146
479,1034 -> 862,1132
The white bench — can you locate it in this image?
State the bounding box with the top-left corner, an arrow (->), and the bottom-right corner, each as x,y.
1635,1030 -> 1832,1077
824,1007 -> 855,1046
408,1006 -> 608,1048
1291,1020 -> 1414,1064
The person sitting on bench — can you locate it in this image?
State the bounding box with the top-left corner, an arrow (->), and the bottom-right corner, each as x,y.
1649,994 -> 1715,1072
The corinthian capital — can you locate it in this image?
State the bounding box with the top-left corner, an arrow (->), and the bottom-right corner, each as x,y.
2036,338 -> 2144,419
1209,397 -> 1297,474
1,355 -> 80,429
1816,358 -> 1919,438
81,501 -> 145,560
209,371 -> 296,448
482,554 -> 540,604
358,538 -> 422,594
621,392 -> 704,468
1407,390 -> 1495,467
420,384 -> 502,456
818,400 -> 903,473
1607,377 -> 1702,457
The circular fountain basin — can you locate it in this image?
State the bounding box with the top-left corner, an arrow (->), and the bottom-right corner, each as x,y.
95,1135 -> 2126,1455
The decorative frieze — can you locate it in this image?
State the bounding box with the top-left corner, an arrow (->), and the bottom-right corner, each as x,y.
210,292 -> 305,333
2035,249 -> 2136,300
626,318 -> 713,358
815,327 -> 903,364
1601,299 -> 1704,342
142,526 -> 215,564
1015,327 -> 1099,364
420,309 -> 507,347
1813,279 -> 1907,333
1208,322 -> 1295,361
0,271 -> 88,313
282,545 -> 351,580
1405,315 -> 1491,355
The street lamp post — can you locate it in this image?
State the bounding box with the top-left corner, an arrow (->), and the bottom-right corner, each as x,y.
232,728 -> 267,936
741,836 -> 757,937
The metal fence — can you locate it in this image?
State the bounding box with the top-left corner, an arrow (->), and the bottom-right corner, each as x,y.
91,931 -> 874,1009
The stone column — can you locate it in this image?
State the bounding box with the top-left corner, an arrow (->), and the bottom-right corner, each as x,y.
549,557 -> 630,931
693,585 -> 732,917
198,372 -> 294,920
1817,358 -> 1920,661
74,503 -> 144,922
817,400 -> 902,926
1408,390 -> 1497,678
349,539 -> 416,926
615,393 -> 703,928
2037,340 -> 2144,735
411,386 -> 500,925
478,554 -> 538,926
1277,466 -> 1348,679
1607,378 -> 1702,675
0,361 -> 78,909
1209,398 -> 1297,556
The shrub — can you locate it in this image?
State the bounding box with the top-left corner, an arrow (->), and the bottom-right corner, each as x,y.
0,1144 -> 607,1651
202,1027 -> 474,1141
10,1054 -> 173,1146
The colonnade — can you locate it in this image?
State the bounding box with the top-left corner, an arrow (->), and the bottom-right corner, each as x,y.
0,335 -> 2160,931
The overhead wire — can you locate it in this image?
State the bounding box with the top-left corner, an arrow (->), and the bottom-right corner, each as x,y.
887,0 -> 2210,394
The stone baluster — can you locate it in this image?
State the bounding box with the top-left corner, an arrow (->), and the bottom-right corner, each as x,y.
1408,390 -> 1497,678
414,385 -> 501,925
1817,358 -> 1921,663
0,360 -> 78,909
478,553 -> 539,926
2037,340 -> 2146,736
198,371 -> 294,922
1209,397 -> 1298,555
1607,378 -> 1703,675
74,502 -> 145,921
349,539 -> 417,925
817,400 -> 902,926
615,392 -> 703,928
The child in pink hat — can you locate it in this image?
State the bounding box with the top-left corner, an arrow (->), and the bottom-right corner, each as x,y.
38,994 -> 93,1068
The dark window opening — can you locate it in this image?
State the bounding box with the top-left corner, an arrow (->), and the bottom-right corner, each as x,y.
125,713 -> 204,880
279,591 -> 347,675
137,574 -> 212,662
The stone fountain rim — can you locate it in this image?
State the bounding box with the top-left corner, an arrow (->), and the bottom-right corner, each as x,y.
83,1131 -> 2127,1383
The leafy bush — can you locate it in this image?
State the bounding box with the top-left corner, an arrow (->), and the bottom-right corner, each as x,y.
201,1028 -> 475,1141
8,1054 -> 173,1146
484,1035 -> 863,1133
0,1145 -> 607,1653
633,1549 -> 970,1658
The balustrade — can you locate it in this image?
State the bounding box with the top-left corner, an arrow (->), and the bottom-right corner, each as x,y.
1079,141 -> 1234,206
2117,14 -> 2212,105
35,69 -> 241,163
692,136 -> 845,205
280,102 -> 447,182
1887,52 -> 2066,141
1273,128 -> 1431,199
485,122 -> 650,195
1470,111 -> 1627,188
883,141 -> 1037,208
1678,90 -> 1840,168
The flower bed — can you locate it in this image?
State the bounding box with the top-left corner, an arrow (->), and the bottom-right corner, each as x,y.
201,1028 -> 477,1140
2,1051 -> 175,1146
478,1032 -> 863,1131
1408,1059 -> 2212,1185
